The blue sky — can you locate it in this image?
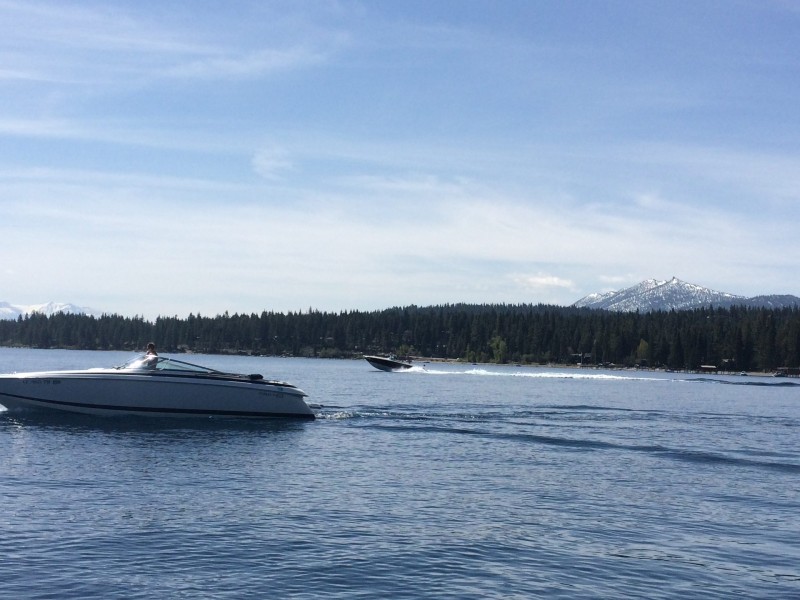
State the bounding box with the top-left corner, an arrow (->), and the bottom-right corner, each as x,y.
1,0 -> 798,319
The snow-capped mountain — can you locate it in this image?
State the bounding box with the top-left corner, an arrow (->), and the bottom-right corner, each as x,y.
0,301 -> 103,320
573,277 -> 800,312
574,279 -> 672,311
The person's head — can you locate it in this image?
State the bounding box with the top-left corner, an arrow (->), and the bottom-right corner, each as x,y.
146,342 -> 156,353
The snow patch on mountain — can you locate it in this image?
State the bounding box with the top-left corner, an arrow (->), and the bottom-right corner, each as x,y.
573,277 -> 799,312
0,301 -> 104,320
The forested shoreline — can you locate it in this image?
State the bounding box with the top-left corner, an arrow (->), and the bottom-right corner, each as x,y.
1,304 -> 799,372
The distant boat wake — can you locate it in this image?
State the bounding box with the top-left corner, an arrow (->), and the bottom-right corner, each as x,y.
398,367 -> 799,386
399,367 -> 648,380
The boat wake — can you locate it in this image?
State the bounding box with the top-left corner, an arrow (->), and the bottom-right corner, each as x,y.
685,377 -> 800,387
316,406 -> 800,473
399,367 -> 799,386
401,366 -> 658,381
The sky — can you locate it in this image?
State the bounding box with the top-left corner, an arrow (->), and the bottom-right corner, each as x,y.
1,0 -> 798,320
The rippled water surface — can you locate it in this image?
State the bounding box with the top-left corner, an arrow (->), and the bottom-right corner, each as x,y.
1,348 -> 799,598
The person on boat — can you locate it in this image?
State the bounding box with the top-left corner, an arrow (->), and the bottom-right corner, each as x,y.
143,342 -> 158,368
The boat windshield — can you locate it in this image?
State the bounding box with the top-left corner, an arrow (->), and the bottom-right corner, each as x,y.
118,355 -> 219,374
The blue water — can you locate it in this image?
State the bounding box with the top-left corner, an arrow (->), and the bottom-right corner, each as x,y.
1,348 -> 799,599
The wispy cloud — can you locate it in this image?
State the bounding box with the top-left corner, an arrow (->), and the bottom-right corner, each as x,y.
252,147 -> 294,180
514,274 -> 576,291
165,46 -> 327,80
1,1 -> 798,315
0,1 -> 342,89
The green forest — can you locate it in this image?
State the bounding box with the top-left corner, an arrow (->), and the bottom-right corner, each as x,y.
1,304 -> 799,372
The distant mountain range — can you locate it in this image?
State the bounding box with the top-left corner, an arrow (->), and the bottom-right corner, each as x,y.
573,277 -> 800,312
0,301 -> 104,320
3,280 -> 799,321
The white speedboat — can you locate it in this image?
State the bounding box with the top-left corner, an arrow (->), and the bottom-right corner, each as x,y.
364,355 -> 414,372
0,355 -> 315,419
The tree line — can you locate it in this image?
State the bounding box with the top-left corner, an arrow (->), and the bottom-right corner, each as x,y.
1,304 -> 799,372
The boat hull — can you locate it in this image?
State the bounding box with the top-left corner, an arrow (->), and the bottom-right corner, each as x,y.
0,371 -> 314,419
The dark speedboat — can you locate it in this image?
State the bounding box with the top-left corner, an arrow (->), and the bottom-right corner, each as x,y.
364,355 -> 414,372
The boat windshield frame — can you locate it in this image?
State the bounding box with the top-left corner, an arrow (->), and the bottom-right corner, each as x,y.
118,355 -> 221,374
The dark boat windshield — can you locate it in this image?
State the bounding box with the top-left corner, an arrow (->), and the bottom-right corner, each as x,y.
118,355 -> 220,374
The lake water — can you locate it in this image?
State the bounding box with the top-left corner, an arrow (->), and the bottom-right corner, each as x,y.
1,348 -> 799,599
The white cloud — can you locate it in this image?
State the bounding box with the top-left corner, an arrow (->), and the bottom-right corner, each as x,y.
0,1 -> 343,91
598,274 -> 640,287
632,193 -> 668,210
252,147 -> 294,180
514,274 -> 575,291
165,46 -> 326,80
